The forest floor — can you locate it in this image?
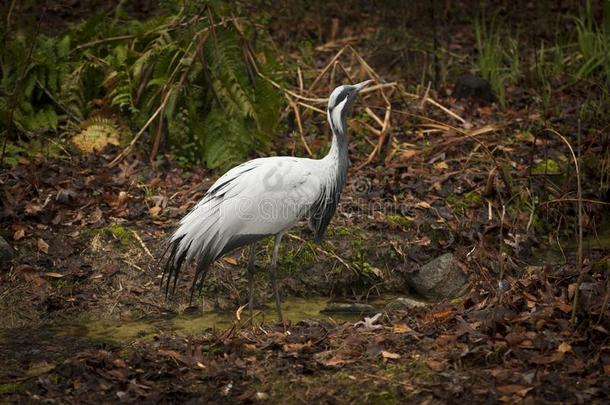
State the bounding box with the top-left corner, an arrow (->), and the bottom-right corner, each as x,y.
2,1 -> 610,403
1,104 -> 609,402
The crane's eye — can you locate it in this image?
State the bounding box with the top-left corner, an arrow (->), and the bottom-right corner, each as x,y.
332,90 -> 349,110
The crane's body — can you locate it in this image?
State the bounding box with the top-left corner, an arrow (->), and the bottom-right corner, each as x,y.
163,80 -> 372,320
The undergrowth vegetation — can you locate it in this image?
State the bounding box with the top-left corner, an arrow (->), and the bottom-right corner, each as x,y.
0,0 -> 284,170
473,0 -> 610,110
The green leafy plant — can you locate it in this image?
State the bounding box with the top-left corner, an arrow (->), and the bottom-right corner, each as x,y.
474,15 -> 522,109
0,34 -> 72,132
573,0 -> 610,89
1,2 -> 284,171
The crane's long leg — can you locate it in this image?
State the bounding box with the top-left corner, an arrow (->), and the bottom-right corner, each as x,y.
270,232 -> 285,323
247,242 -> 257,318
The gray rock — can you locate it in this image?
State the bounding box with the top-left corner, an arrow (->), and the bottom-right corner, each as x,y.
385,297 -> 428,311
453,73 -> 495,104
405,253 -> 468,299
0,236 -> 14,270
321,302 -> 376,314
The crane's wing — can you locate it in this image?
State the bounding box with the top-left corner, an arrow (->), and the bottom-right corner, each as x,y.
162,157 -> 322,298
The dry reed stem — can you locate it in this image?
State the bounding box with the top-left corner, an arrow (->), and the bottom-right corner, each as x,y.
330,61 -> 338,89
314,35 -> 368,51
337,62 -> 354,83
286,95 -> 313,156
540,128 -> 583,324
363,121 -> 381,136
355,105 -> 391,171
399,86 -> 467,125
365,107 -> 385,127
260,72 -> 327,103
297,67 -> 304,92
539,198 -> 610,207
297,101 -> 325,115
419,81 -> 432,110
309,46 -> 348,91
424,97 -> 467,125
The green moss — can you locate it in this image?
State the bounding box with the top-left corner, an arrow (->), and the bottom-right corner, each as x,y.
330,225 -> 359,237
25,362 -> 56,377
107,224 -> 132,245
446,191 -> 483,210
485,344 -> 510,365
406,359 -> 437,382
365,391 -> 399,404
86,224 -> 134,247
463,191 -> 483,206
386,214 -> 413,228
52,296 -> 348,345
592,258 -> 610,272
533,159 -> 561,174
274,238 -> 317,275
0,383 -> 25,395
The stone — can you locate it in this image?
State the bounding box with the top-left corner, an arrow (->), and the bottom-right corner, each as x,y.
321,302 -> 376,315
453,73 -> 495,104
405,253 -> 468,299
0,236 -> 14,270
385,297 -> 428,311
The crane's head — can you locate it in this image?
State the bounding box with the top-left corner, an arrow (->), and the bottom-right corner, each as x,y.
327,80 -> 373,135
327,80 -> 373,114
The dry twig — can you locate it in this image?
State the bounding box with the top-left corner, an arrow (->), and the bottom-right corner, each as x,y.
540,128 -> 583,324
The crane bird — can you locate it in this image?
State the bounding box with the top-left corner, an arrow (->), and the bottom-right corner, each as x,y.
162,80 -> 372,321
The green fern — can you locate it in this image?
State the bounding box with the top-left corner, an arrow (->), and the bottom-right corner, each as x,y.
1,4 -> 284,170
0,33 -> 72,131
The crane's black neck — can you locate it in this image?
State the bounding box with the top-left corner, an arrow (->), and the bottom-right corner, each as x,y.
308,107 -> 350,242
325,108 -> 350,190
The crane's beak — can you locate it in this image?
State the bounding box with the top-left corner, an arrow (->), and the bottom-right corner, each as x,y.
353,79 -> 373,92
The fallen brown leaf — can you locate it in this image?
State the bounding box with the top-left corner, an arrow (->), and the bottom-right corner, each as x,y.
555,299 -> 572,313
223,257 -> 238,266
56,188 -> 79,205
37,238 -> 49,254
87,207 -> 103,224
13,227 -> 25,240
392,323 -> 412,334
425,359 -> 445,371
414,236 -> 431,246
433,161 -> 449,171
497,384 -> 532,397
314,351 -> 354,368
528,351 -> 564,365
158,349 -> 189,365
504,332 -> 526,347
431,308 -> 455,321
381,350 -> 401,360
282,342 -> 311,352
400,149 -> 418,161
557,341 -> 572,353
319,356 -> 348,367
25,202 -> 43,215
414,201 -> 432,209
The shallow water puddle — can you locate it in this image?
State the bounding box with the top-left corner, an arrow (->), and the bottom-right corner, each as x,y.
58,296 -> 353,344
0,295 -> 402,380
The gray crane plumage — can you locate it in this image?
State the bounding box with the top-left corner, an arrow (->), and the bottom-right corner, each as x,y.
162,80 -> 372,320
